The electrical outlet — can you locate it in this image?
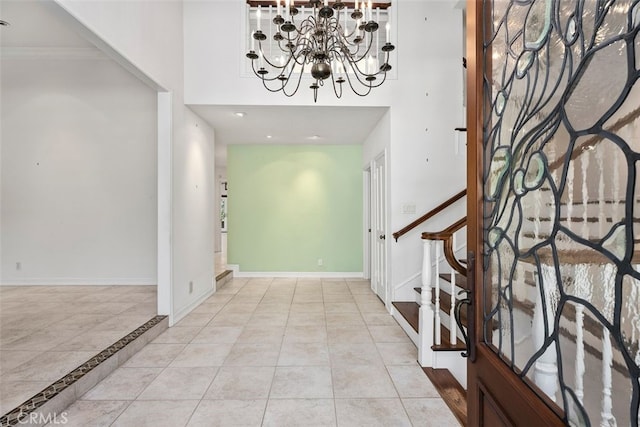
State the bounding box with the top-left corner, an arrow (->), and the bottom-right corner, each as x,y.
317,258 -> 323,267
16,262 -> 21,271
189,281 -> 194,293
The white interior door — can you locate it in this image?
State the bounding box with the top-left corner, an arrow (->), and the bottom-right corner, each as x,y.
372,152 -> 387,303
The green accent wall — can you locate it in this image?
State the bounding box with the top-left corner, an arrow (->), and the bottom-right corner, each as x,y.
227,145 -> 363,273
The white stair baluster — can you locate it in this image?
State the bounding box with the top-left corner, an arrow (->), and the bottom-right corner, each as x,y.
574,263 -> 591,403
597,148 -> 606,237
575,304 -> 585,403
534,183 -> 541,241
533,264 -> 560,401
613,153 -> 621,219
632,265 -> 640,366
434,241 -> 441,346
567,160 -> 575,232
601,263 -> 617,427
418,239 -> 435,366
581,151 -> 590,239
450,234 -> 457,345
601,329 -> 616,427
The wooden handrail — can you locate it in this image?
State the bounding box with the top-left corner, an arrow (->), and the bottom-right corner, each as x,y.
422,217 -> 467,276
421,217 -> 467,241
392,190 -> 466,241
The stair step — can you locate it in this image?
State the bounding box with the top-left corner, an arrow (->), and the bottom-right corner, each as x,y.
412,274 -> 467,295
392,302 -> 466,351
422,367 -> 468,427
432,323 -> 466,351
392,301 -> 419,334
413,283 -> 468,328
439,273 -> 468,288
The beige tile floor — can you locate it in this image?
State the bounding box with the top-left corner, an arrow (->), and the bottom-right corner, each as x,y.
0,285 -> 157,415
51,278 -> 460,426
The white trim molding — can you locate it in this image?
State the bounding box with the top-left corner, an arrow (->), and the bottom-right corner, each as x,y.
228,265 -> 364,279
171,287 -> 216,326
0,278 -> 156,286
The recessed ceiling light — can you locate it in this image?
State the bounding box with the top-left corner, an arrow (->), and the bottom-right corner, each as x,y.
307,135 -> 321,140
234,112 -> 246,118
266,135 -> 273,139
0,20 -> 10,27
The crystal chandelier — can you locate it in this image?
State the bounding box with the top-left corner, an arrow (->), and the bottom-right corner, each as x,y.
246,0 -> 395,102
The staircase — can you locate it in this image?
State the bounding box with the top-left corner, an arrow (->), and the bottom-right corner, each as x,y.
390,190 -> 469,425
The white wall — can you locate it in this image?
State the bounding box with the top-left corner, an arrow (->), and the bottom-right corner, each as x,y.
184,0 -> 394,106
1,55 -> 157,285
388,1 -> 467,299
54,0 -> 216,323
363,109 -> 391,166
185,0 -> 466,298
172,108 -> 216,320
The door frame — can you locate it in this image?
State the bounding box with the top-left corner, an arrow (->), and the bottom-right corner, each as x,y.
368,150 -> 390,309
465,0 -> 564,424
363,166 -> 371,280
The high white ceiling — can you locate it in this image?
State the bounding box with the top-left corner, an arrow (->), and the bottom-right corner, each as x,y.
1,0 -> 388,167
0,0 -> 93,48
190,105 -> 388,167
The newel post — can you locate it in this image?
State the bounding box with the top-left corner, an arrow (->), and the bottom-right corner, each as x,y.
418,238 -> 435,367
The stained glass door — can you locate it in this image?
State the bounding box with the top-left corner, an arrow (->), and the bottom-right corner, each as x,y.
467,0 -> 640,425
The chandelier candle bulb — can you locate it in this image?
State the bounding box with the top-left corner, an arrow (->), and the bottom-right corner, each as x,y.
276,0 -> 281,17
344,7 -> 348,35
257,6 -> 261,31
269,6 -> 273,58
285,0 -> 290,20
386,22 -> 390,43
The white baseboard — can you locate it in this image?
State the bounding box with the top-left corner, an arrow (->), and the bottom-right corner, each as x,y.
227,265 -> 364,279
171,287 -> 216,326
0,277 -> 156,286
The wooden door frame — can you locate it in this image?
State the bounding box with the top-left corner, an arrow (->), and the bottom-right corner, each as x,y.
465,1 -> 565,424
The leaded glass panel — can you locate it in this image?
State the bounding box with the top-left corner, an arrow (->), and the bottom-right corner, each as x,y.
481,1 -> 640,425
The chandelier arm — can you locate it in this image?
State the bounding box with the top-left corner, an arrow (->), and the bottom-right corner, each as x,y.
341,69 -> 373,97
280,64 -> 306,97
342,54 -> 371,80
366,70 -> 389,88
353,35 -> 378,76
329,69 -> 344,99
256,45 -> 287,69
339,29 -> 370,61
342,55 -> 381,88
257,61 -> 304,95
275,39 -> 296,54
250,60 -> 294,84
